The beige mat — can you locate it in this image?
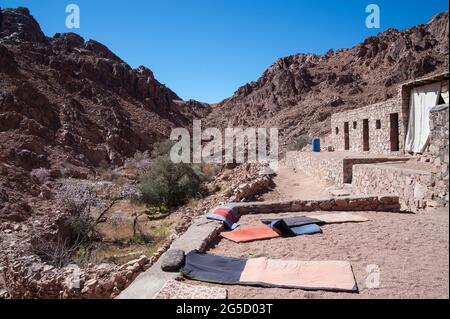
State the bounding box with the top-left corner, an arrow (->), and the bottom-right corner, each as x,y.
154,280 -> 228,299
239,258 -> 357,292
308,212 -> 369,224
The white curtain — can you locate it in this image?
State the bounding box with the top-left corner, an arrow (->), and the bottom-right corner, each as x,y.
441,90 -> 449,104
404,82 -> 441,154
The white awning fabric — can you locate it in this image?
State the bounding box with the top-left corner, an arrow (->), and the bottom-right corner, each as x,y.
404,82 -> 441,154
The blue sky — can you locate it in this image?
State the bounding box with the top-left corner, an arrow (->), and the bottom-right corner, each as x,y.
2,1 -> 448,103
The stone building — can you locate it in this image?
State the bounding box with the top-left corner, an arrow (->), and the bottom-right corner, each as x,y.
287,72 -> 449,212
331,72 -> 449,155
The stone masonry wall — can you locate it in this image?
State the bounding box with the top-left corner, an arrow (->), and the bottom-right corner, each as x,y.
427,106 -> 449,204
352,164 -> 434,213
229,195 -> 402,214
285,151 -> 409,186
285,151 -> 344,185
331,98 -> 405,154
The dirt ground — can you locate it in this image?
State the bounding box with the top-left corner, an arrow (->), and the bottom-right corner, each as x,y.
184,166 -> 449,299
262,165 -> 331,200
189,209 -> 449,299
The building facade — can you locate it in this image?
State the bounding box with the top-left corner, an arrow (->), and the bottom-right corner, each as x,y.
331,73 -> 449,155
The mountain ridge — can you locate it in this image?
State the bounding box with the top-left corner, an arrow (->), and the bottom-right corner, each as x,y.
205,11 -> 449,146
0,7 -> 448,222
0,7 -> 209,221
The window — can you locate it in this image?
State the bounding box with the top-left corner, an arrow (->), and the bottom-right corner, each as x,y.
375,120 -> 381,129
335,127 -> 339,135
353,121 -> 357,129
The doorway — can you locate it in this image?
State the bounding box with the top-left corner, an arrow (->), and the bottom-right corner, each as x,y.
390,113 -> 399,151
344,122 -> 350,150
363,119 -> 370,151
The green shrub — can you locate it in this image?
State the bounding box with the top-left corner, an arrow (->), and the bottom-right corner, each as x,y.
140,156 -> 202,207
152,140 -> 175,158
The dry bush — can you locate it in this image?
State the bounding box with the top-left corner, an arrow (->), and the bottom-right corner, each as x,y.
31,183 -> 103,267
124,150 -> 152,171
30,168 -> 50,184
31,237 -> 95,268
288,135 -> 309,151
200,163 -> 222,179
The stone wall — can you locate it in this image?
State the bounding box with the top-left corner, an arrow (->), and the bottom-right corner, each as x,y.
285,151 -> 409,185
285,151 -> 344,185
427,106 -> 449,204
229,195 -> 402,214
352,163 -> 435,213
331,98 -> 405,154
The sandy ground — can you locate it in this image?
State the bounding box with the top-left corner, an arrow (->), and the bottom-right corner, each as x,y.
262,165 -> 330,200
184,167 -> 449,299
186,209 -> 449,299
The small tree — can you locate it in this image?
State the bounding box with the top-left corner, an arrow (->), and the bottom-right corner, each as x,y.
140,156 -> 202,208
151,140 -> 175,158
32,183 -> 120,267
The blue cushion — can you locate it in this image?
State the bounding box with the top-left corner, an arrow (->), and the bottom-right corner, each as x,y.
290,224 -> 322,235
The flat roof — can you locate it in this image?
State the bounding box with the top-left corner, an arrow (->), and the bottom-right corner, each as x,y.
401,71 -> 449,88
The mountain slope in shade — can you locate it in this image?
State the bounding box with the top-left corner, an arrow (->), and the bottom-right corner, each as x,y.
205,12 -> 449,147
0,7 -> 210,221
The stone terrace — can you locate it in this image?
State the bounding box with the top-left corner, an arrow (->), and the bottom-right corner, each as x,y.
285,151 -> 410,185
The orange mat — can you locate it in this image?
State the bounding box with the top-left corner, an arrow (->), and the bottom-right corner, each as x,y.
221,226 -> 281,243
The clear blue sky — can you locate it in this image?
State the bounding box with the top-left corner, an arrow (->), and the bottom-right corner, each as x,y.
2,0 -> 448,103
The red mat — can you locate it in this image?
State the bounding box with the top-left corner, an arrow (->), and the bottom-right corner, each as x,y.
221,226 -> 281,243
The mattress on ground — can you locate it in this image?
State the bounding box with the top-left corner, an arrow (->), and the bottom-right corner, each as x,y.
240,258 -> 357,292
221,225 -> 281,243
154,280 -> 227,299
268,219 -> 295,236
308,212 -> 369,224
262,216 -> 323,227
269,220 -> 321,236
181,251 -> 358,293
182,250 -> 247,284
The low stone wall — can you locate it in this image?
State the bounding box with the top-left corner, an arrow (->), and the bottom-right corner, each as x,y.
352,164 -> 434,213
342,157 -> 409,183
229,195 -> 401,214
285,151 -> 344,185
117,216 -> 223,299
285,151 -> 409,185
2,254 -> 151,299
427,106 -> 449,205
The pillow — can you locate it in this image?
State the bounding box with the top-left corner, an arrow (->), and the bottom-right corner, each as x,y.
206,205 -> 240,229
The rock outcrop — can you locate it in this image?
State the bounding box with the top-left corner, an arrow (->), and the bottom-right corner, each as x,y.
0,7 -> 210,221
204,12 -> 449,147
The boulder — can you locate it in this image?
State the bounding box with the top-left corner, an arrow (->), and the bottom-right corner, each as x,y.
161,249 -> 185,272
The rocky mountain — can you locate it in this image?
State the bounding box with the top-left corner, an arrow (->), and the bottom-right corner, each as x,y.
0,7 -> 209,221
0,7 -> 448,222
205,12 -> 449,147
0,6 -> 448,299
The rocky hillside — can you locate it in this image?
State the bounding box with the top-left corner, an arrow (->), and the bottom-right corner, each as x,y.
1,7 -> 448,221
0,8 -> 209,221
205,12 -> 449,148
